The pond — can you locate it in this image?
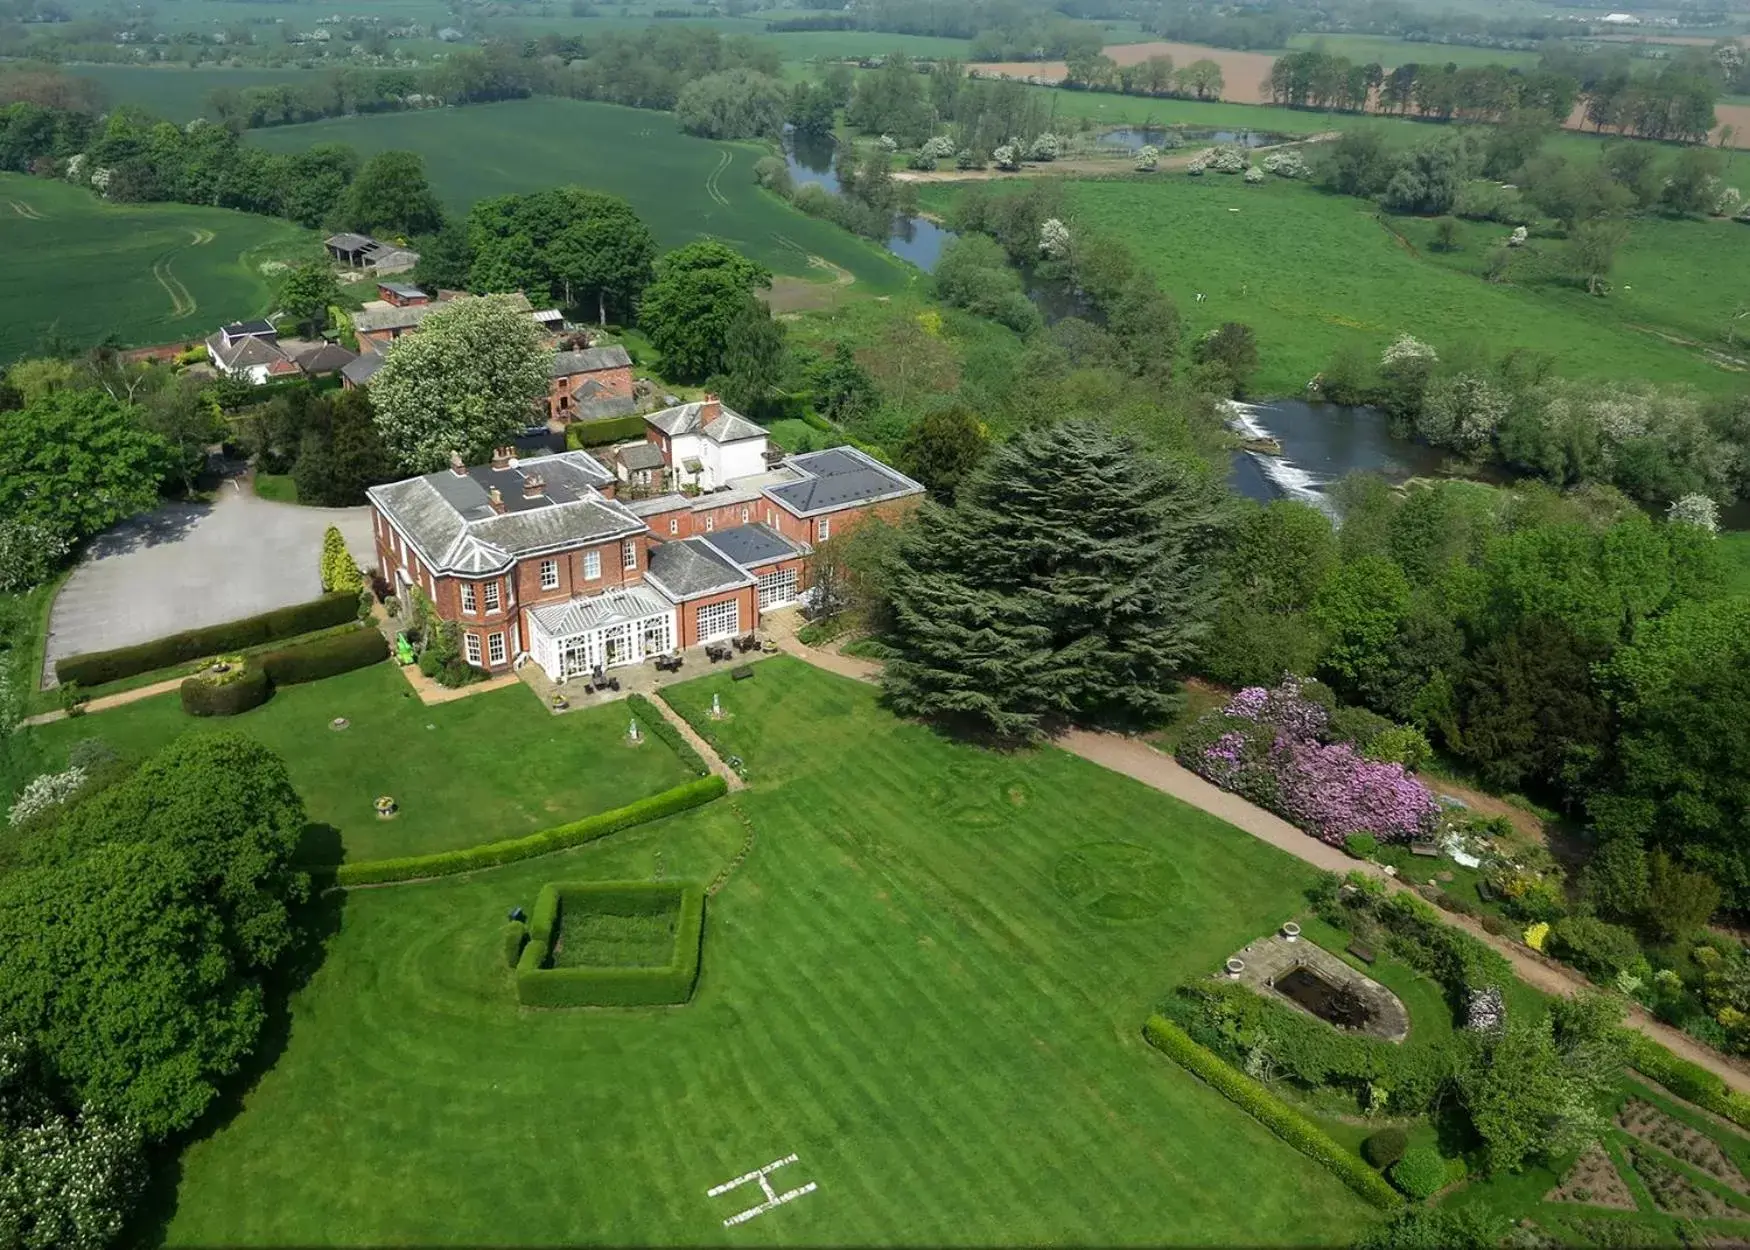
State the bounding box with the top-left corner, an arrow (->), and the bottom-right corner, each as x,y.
783,129 -> 955,272
1274,965 -> 1374,1030
1098,126 -> 1288,152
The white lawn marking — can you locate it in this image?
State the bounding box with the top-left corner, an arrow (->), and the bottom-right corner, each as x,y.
706,1152 -> 818,1227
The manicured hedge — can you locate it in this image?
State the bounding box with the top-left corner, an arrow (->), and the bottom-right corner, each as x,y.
1142,1015 -> 1403,1211
334,775 -> 727,885
57,591 -> 360,687
1624,1032 -> 1750,1132
565,414 -> 646,448
179,663 -> 270,717
259,627 -> 388,687
501,920 -> 528,969
626,694 -> 709,777
515,881 -> 705,1008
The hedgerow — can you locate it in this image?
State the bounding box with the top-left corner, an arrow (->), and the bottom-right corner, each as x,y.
501,920 -> 528,969
258,628 -> 388,687
1142,1015 -> 1402,1211
1623,1032 -> 1750,1132
515,881 -> 705,1007
334,775 -> 727,885
178,660 -> 270,717
57,591 -> 359,687
625,694 -> 709,777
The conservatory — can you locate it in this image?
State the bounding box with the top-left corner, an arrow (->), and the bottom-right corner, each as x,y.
524,587 -> 677,681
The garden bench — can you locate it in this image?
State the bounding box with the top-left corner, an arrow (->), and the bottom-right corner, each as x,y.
1346,941 -> 1376,965
1475,879 -> 1500,903
731,666 -> 754,682
1409,840 -> 1441,858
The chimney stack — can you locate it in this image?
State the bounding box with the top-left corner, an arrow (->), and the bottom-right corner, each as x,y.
449,450 -> 467,476
488,486 -> 505,514
700,392 -> 721,423
490,445 -> 515,471
522,472 -> 545,499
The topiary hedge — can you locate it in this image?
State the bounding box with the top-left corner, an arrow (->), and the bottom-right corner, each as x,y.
334,775 -> 727,885
1143,1015 -> 1402,1210
625,694 -> 709,777
58,591 -> 360,687
179,659 -> 270,717
565,414 -> 646,448
259,627 -> 388,687
1389,1146 -> 1446,1200
515,881 -> 705,1008
501,920 -> 528,969
1362,1127 -> 1409,1170
1623,1032 -> 1750,1132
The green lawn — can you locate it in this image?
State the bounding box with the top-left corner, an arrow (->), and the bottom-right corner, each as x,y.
0,172 -> 316,359
159,658 -> 1377,1245
246,98 -> 918,294
250,473 -> 299,504
1065,175 -> 1746,396
22,663 -> 694,864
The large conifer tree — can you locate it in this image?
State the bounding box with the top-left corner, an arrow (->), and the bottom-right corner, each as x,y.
881,420 -> 1218,740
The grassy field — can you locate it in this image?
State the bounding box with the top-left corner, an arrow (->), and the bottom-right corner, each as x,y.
156,658 -> 1376,1245
21,663 -> 695,864
1065,175 -> 1746,396
0,172 -> 314,359
1283,33 -> 1544,71
248,99 -> 916,293
65,64 -> 330,121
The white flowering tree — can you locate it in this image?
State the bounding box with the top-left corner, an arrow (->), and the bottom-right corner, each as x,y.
1134,144 -> 1160,172
1039,218 -> 1071,260
1027,132 -> 1060,161
1668,493 -> 1721,533
1418,372 -> 1507,452
1262,150 -> 1309,179
921,135 -> 956,160
1186,153 -> 1208,176
1209,144 -> 1246,174
370,294 -> 551,473
1243,166 -> 1264,184
878,134 -> 897,152
63,153 -> 85,184
7,766 -> 88,828
1380,334 -> 1438,373
0,520 -> 71,592
993,143 -> 1020,171
1508,225 -> 1529,247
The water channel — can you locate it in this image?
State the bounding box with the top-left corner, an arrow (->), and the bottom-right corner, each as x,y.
783,129 -> 955,271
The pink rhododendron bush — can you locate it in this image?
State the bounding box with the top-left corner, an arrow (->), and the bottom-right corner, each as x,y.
1177,678 -> 1440,846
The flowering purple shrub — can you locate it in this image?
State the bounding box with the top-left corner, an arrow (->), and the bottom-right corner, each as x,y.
1179,678 -> 1438,846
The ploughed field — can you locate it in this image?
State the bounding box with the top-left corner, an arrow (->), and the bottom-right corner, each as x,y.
246,98 -> 915,295
154,658 -> 1375,1245
0,172 -> 313,358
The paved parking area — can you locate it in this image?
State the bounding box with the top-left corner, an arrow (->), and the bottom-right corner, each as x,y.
43,484 -> 374,687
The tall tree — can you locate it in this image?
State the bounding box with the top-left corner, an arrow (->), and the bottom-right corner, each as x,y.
370,294 -> 551,472
637,240 -> 770,382
276,262 -> 340,335
895,407 -> 990,503
340,149 -> 443,238
0,389 -> 169,547
717,296 -> 785,416
881,420 -> 1218,740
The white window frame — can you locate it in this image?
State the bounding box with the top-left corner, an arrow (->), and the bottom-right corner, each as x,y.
704,515 -> 714,533
464,633 -> 482,666
816,516 -> 831,542
622,539 -> 637,571
484,580 -> 501,612
539,559 -> 559,590
460,582 -> 476,614
583,550 -> 601,580
668,517 -> 679,536
695,599 -> 739,642
740,506 -> 749,523
756,568 -> 798,610
488,632 -> 506,665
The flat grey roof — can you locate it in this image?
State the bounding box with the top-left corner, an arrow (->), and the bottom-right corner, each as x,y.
765,446 -> 923,517
706,523 -> 806,569
646,538 -> 754,601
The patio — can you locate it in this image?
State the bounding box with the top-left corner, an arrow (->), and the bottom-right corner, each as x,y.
1222,932 -> 1410,1043
516,633 -> 778,715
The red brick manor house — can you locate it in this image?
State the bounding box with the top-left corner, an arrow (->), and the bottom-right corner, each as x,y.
367,398 -> 923,682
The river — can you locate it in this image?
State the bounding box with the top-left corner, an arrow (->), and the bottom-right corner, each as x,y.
783,130 -> 955,271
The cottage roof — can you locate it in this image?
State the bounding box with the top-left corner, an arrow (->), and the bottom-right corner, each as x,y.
205,332 -> 288,371
626,494 -> 691,517
354,292 -> 533,335
341,350 -> 385,386
294,342 -> 358,375
705,523 -> 807,569
645,399 -> 765,444
764,446 -> 924,517
645,538 -> 754,601
378,281 -> 426,300
367,450 -> 640,577
551,345 -> 633,376
615,441 -> 666,472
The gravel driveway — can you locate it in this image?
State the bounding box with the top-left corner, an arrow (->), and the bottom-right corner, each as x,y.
43,484 -> 375,687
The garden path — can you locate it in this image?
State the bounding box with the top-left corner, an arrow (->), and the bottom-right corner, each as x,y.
17,674 -> 185,727
774,635 -> 1750,1093
650,691 -> 746,792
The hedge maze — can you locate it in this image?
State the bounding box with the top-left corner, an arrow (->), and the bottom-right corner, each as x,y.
516,881 -> 706,1008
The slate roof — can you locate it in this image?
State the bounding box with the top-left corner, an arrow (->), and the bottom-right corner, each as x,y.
615,441 -> 666,472
645,400 -> 766,444
705,523 -> 807,569
222,319 -> 277,338
367,451 -> 640,576
765,446 -> 924,517
326,232 -> 377,252
551,345 -> 633,376
293,342 -> 358,375
645,538 -> 754,601
341,350 -> 384,386
353,292 -> 532,334
626,494 -> 692,517
205,332 -> 288,372
378,282 -> 426,300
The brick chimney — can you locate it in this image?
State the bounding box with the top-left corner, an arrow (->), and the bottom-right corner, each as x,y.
700,393 -> 721,423
490,445 -> 516,471
488,486 -> 505,514
449,450 -> 467,476
522,472 -> 545,499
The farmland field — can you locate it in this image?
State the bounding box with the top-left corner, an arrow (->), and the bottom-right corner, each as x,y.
65,64 -> 330,122
154,658 -> 1375,1245
1064,175 -> 1747,396
0,172 -> 314,359
248,99 -> 915,293
1282,33 -> 1543,71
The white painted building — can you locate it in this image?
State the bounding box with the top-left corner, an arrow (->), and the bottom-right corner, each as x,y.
644,396 -> 772,490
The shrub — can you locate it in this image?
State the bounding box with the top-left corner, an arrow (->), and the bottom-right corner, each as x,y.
319,526 -> 363,594
1345,833 -> 1379,860
179,659 -> 270,717
1436,890 -> 1477,917
57,591 -> 359,687
259,628 -> 388,687
501,920 -> 528,968
1330,704 -> 1395,751
1366,726 -> 1432,771
1390,1146 -> 1446,1199
1623,1033 -> 1750,1132
1547,914 -> 1643,983
1142,1016 -> 1402,1210
334,776 -> 727,885
515,881 -> 705,1007
1480,913 -> 1515,938
625,694 -> 709,777
1363,1127 -> 1409,1169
